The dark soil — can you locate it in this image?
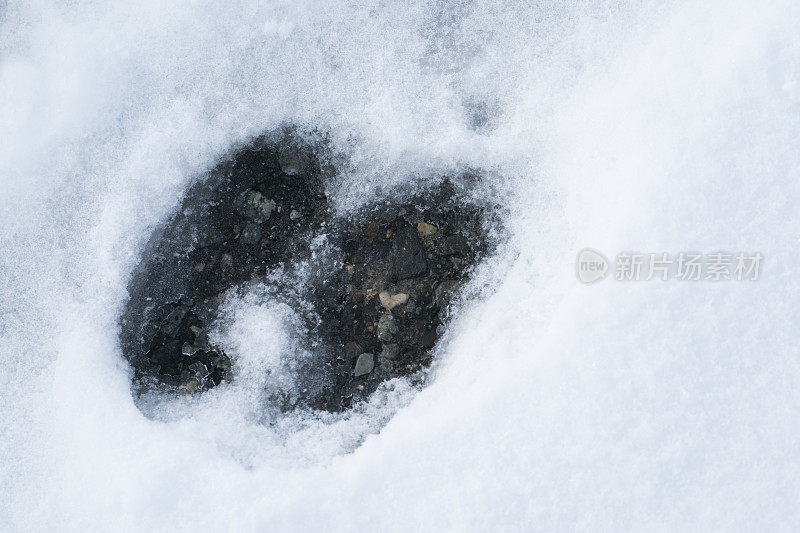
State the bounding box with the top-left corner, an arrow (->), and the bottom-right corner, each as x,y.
119,135 -> 494,412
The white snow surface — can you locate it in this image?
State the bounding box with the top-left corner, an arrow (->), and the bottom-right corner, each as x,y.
1,0 -> 800,530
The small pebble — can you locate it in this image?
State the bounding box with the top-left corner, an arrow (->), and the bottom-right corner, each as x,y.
181,342 -> 196,356
381,344 -> 400,361
376,313 -> 398,342
344,341 -> 362,360
379,291 -> 409,310
244,190 -> 275,222
417,221 -> 438,236
354,353 -> 375,377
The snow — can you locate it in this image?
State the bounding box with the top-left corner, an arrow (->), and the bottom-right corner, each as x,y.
2,0 -> 799,530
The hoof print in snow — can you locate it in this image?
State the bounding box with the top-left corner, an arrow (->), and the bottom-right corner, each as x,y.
119,134 -> 494,412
